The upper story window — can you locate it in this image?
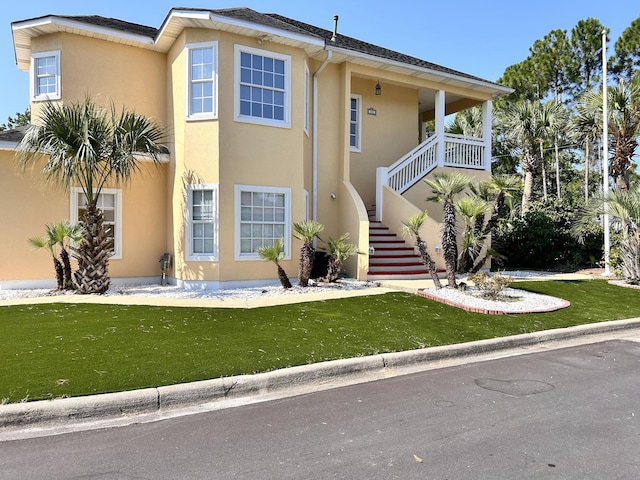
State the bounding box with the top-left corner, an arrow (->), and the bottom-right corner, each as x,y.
186,42 -> 218,120
350,94 -> 362,152
31,51 -> 60,101
186,184 -> 218,261
71,188 -> 122,259
235,45 -> 291,128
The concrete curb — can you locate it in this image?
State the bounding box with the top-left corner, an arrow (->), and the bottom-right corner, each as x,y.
2,317 -> 640,429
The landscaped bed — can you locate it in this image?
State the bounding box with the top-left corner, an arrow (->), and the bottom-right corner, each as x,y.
1,280 -> 639,404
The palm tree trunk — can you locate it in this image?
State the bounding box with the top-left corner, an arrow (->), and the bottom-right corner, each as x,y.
277,265 -> 292,289
554,138 -> 561,198
53,257 -> 64,290
325,258 -> 340,283
414,237 -> 442,289
73,204 -> 111,294
298,242 -> 314,287
522,169 -> 534,216
59,248 -> 74,290
442,201 -> 458,289
584,141 -> 590,201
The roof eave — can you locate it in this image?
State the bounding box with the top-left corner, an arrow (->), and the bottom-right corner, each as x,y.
327,45 -> 512,97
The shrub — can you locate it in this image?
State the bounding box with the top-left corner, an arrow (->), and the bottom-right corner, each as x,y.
468,271 -> 513,300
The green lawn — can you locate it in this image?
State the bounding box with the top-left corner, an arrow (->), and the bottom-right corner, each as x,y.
1,280 -> 638,404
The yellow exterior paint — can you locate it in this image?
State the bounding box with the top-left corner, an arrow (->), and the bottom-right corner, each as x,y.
5,9 -> 507,287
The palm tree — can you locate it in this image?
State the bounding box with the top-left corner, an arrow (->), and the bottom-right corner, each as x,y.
455,197 -> 490,273
576,190 -> 640,284
499,101 -> 564,213
257,238 -> 292,288
18,97 -> 165,294
424,173 -> 471,289
467,175 -> 521,273
28,232 -> 64,290
580,75 -> 640,191
322,233 -> 358,282
401,211 -> 442,289
292,220 -> 324,287
49,221 -> 84,289
574,94 -> 602,200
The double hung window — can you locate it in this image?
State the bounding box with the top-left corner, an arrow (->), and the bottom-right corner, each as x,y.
186,185 -> 218,260
187,42 -> 218,119
32,51 -> 60,101
235,45 -> 291,128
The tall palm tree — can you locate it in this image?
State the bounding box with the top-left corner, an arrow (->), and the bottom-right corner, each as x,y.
401,211 -> 442,289
322,233 -> 358,282
257,238 -> 292,288
580,75 -> 640,191
18,97 -> 165,294
499,101 -> 564,214
292,220 -> 324,287
574,94 -> 602,200
424,173 -> 471,289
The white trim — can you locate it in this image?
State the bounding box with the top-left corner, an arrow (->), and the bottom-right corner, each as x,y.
185,184 -> 219,261
234,184 -> 291,261
234,44 -> 291,129
350,94 -> 362,152
70,187 -> 122,260
185,41 -> 218,121
31,50 -> 60,101
304,61 -> 310,135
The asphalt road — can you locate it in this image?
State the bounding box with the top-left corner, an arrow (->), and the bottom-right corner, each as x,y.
2,339 -> 640,479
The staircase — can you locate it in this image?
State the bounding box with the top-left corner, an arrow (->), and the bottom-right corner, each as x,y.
367,211 -> 442,281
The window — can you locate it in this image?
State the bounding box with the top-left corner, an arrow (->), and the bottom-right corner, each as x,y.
350,94 -> 362,152
186,185 -> 218,260
235,185 -> 291,260
186,42 -> 218,119
71,188 -> 122,259
235,45 -> 291,128
31,51 -> 60,101
304,62 -> 310,134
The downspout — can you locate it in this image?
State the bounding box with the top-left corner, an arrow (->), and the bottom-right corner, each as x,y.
312,49 -> 333,223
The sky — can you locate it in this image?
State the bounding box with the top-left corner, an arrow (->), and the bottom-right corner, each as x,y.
1,0 -> 638,120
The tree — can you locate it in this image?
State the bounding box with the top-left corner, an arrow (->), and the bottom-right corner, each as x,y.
0,108 -> 30,131
18,97 -> 166,294
257,238 -> 292,288
292,220 -> 324,287
401,211 -> 442,289
455,197 -> 489,274
322,233 -> 358,282
569,19 -> 606,95
28,230 -> 64,291
424,173 -> 471,289
49,221 -> 84,289
611,16 -> 640,82
574,93 -> 602,200
576,190 -> 640,283
446,106 -> 483,137
530,29 -> 573,103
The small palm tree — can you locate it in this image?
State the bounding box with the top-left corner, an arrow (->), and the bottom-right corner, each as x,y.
576,189 -> 640,283
292,220 -> 324,287
425,173 -> 471,289
28,234 -> 64,290
18,96 -> 166,294
323,233 -> 359,282
49,221 -> 84,289
455,197 -> 490,273
402,211 -> 442,289
257,238 -> 292,289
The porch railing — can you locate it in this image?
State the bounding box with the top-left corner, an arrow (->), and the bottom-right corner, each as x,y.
375,133 -> 488,221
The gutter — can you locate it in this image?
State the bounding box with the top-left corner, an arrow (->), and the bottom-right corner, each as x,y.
312,49 -> 332,223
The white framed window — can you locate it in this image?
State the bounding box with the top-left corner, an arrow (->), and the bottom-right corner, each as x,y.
350,94 -> 362,152
304,61 -> 310,135
186,42 -> 218,120
71,188 -> 122,259
186,184 -> 219,261
235,185 -> 291,260
31,51 -> 60,101
234,45 -> 291,128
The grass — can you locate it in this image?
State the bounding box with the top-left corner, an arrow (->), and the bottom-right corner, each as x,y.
1,280 -> 639,404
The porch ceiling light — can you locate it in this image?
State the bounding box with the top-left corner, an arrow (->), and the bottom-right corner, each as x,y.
375,81 -> 382,96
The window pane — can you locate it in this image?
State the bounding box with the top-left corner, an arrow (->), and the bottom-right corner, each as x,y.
252,54 -> 262,69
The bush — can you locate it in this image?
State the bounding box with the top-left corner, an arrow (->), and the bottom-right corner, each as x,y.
468,271 -> 513,300
493,198 -> 603,270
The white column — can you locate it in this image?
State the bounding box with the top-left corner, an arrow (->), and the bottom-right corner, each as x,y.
435,90 -> 445,167
482,100 -> 493,172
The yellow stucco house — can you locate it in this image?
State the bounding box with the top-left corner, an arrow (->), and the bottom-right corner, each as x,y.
0,7 -> 511,290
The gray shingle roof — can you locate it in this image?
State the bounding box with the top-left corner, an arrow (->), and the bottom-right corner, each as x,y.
0,125 -> 28,143
52,7 -> 500,87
